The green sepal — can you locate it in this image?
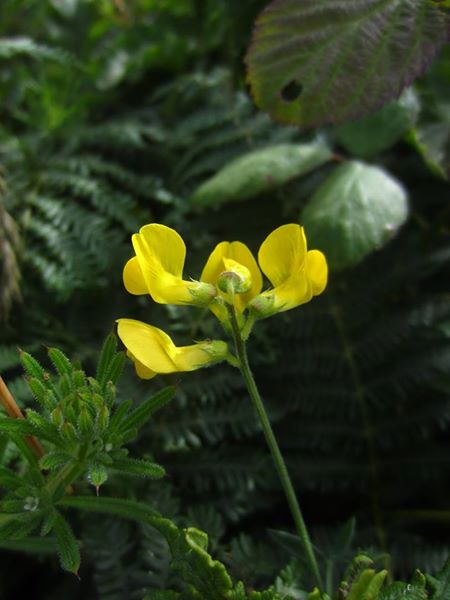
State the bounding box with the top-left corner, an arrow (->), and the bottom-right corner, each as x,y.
48,347 -> 73,377
52,511 -> 80,574
118,386 -> 176,434
111,457 -> 165,479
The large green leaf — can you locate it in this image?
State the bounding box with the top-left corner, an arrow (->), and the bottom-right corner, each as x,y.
336,89 -> 420,159
301,161 -> 408,270
246,0 -> 448,127
190,141 -> 332,207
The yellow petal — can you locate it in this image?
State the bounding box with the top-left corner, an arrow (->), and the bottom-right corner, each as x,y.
264,269 -> 312,313
200,241 -> 230,285
131,224 -> 205,305
258,224 -> 307,287
117,319 -> 177,373
137,223 -> 186,278
123,256 -> 148,295
126,351 -> 157,379
306,250 -> 328,296
117,319 -> 228,376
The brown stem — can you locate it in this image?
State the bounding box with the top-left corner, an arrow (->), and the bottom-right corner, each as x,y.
0,375 -> 45,458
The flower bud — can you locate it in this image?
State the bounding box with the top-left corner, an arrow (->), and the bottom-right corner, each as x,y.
198,340 -> 229,363
248,293 -> 275,319
188,281 -> 217,306
217,259 -> 252,295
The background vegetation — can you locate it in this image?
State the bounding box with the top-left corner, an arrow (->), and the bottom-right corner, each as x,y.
0,1 -> 449,598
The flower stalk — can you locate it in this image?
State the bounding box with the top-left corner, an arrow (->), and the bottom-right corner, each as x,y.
226,303 -> 323,589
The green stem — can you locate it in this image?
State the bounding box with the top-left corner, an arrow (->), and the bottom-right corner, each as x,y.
226,304 -> 323,589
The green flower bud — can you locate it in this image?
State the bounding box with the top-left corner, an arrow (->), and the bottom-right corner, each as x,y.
199,340 -> 229,363
188,281 -> 217,306
248,293 -> 275,319
217,259 -> 252,295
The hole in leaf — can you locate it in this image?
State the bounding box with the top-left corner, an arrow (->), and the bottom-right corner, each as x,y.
280,80 -> 303,102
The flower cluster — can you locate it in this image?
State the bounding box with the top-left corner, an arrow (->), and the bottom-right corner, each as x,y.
117,223 -> 327,378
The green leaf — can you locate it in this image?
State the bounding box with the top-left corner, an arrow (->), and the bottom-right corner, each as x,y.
151,518 -> 233,600
302,161 -> 408,270
96,333 -> 119,388
39,451 -> 73,471
246,0 -> 448,127
0,536 -> 57,554
336,89 -> 420,159
190,141 -> 332,207
118,386 -> 176,434
58,495 -> 160,522
48,347 -> 73,377
111,458 -> 166,479
20,351 -> 48,383
379,582 -> 427,600
427,559 -> 450,600
52,511 -> 80,574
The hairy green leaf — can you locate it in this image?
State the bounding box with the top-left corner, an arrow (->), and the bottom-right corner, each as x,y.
246,0 -> 448,127
53,512 -> 80,574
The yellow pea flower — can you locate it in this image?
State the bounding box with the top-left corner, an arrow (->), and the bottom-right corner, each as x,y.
123,224 -> 216,306
250,224 -> 327,318
117,319 -> 229,379
200,241 -> 263,316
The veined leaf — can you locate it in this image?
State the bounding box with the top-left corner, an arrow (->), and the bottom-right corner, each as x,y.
246,0 -> 448,127
190,141 -> 332,206
302,161 -> 408,270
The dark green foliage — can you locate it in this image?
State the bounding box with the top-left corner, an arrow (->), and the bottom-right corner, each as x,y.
0,1 -> 449,598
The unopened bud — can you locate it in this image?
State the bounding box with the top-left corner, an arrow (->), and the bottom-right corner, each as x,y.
248,294 -> 275,319
189,281 -> 217,306
199,340 -> 229,363
217,259 -> 252,294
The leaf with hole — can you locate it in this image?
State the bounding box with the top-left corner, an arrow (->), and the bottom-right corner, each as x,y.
246,0 -> 448,127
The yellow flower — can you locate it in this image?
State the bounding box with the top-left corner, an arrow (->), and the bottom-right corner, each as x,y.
200,241 -> 263,316
117,319 -> 229,379
123,224 -> 216,306
250,224 -> 327,317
